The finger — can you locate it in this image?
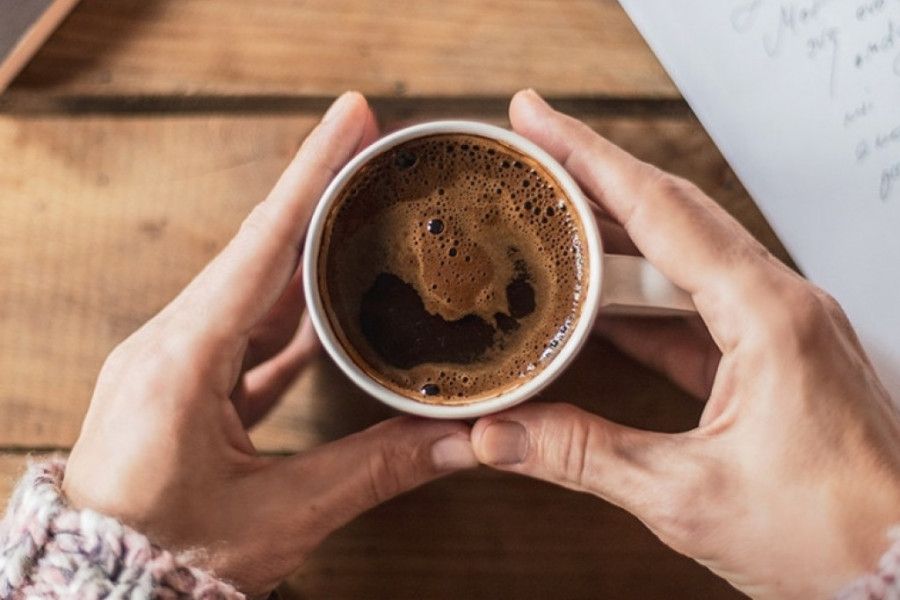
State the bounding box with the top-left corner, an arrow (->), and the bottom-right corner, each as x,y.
241,265 -> 306,373
587,190 -> 640,256
510,89 -> 780,347
593,203 -> 717,397
175,92 -> 377,342
267,418 -> 478,545
472,403 -> 693,521
232,312 -> 320,427
356,98 -> 381,154
594,316 -> 720,398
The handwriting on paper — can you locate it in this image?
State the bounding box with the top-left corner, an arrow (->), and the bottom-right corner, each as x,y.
730,0 -> 900,202
884,161 -> 900,200
619,0 -> 900,405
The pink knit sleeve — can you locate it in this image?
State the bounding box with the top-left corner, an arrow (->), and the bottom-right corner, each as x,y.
0,458 -> 243,599
835,531 -> 900,600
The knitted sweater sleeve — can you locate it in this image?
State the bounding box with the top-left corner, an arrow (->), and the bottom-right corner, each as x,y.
0,458 -> 243,599
836,531 -> 900,600
4,460 -> 900,600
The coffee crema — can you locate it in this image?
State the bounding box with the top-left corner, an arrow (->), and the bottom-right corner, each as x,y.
319,133 -> 588,404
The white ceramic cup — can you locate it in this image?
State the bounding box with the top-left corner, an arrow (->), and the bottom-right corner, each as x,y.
303,121 -> 694,419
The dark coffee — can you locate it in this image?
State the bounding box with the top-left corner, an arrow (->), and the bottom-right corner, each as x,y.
319,133 -> 588,404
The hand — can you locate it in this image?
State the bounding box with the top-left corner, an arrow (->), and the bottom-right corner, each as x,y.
62,92 -> 478,597
471,90 -> 900,599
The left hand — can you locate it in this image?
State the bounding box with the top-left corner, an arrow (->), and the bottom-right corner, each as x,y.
63,92 -> 477,597
470,90 -> 900,599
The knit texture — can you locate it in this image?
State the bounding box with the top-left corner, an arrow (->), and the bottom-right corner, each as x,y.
3,459 -> 900,599
837,529 -> 900,600
0,458 -> 242,599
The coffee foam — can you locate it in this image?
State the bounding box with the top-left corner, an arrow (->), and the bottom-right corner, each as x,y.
320,133 -> 588,404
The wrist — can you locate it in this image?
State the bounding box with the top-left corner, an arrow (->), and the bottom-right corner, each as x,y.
1,459 -> 242,599
835,528 -> 900,599
827,465 -> 900,596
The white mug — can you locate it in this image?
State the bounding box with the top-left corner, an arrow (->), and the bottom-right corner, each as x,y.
302,121 -> 694,419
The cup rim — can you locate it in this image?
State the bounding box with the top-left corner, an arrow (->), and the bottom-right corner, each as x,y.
302,120 -> 603,419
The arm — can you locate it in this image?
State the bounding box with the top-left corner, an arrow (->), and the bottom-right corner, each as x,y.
1,459 -> 242,598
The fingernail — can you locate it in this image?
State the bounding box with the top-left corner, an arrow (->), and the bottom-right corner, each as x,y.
322,91 -> 356,123
431,433 -> 478,471
522,88 -> 549,108
479,421 -> 528,465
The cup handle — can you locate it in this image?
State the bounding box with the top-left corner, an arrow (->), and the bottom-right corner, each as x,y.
600,254 -> 695,316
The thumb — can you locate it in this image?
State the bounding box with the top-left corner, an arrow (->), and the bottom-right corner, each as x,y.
271,417 -> 477,542
471,403 -> 691,518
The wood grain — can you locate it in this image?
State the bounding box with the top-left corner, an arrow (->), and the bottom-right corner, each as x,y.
0,454 -> 31,500
0,453 -> 741,598
0,110 -> 788,450
8,0 -> 677,99
0,4 -> 766,597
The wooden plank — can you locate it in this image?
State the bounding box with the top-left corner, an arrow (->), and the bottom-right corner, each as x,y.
0,114 -> 312,448
0,453 -> 33,500
0,454 -> 741,598
8,0 -> 677,99
0,111 -> 789,450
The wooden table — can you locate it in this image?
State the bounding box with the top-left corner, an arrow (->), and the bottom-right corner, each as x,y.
0,2 -> 788,597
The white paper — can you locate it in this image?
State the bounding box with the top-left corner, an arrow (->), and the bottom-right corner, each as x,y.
618,0 -> 900,398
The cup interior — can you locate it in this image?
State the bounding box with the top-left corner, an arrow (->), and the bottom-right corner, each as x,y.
302,121 -> 604,419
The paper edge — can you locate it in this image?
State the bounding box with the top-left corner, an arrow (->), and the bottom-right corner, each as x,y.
0,0 -> 82,93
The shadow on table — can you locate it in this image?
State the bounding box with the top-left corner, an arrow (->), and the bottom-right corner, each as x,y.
281,339 -> 734,599
294,333 -> 703,444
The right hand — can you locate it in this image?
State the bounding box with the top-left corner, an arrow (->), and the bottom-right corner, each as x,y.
471,90 -> 900,599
